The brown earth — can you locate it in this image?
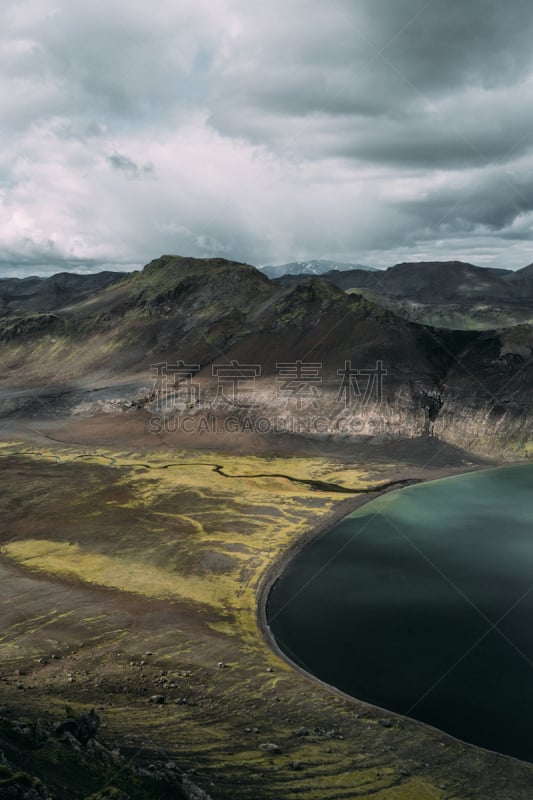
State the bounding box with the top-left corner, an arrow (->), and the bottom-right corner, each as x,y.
0,409 -> 532,800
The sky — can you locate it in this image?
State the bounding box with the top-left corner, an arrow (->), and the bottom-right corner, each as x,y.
1,0 -> 533,276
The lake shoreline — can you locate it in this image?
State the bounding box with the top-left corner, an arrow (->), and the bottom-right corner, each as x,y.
3,441 -> 533,799
256,459 -> 533,768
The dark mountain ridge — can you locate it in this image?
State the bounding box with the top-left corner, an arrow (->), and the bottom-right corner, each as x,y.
315,260 -> 532,304
0,270 -> 125,314
2,257 -> 532,314
511,262 -> 533,277
0,255 -> 530,459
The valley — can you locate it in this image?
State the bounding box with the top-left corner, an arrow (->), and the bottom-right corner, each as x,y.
0,255 -> 531,799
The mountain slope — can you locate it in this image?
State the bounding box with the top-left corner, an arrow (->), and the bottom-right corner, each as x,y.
0,271 -> 125,314
0,255 -> 530,458
319,261 -> 522,302
508,262 -> 533,278
300,260 -> 533,330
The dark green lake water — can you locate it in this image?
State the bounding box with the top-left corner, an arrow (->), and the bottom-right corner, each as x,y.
267,464 -> 533,761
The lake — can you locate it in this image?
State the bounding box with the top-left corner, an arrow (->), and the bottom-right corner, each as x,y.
267,464 -> 533,761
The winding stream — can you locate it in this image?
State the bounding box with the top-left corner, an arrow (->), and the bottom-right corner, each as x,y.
5,449 -> 419,495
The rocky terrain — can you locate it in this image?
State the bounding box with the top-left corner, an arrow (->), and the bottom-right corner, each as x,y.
0,255 -> 530,459
0,704 -> 212,799
275,260 -> 533,302
277,260 -> 533,330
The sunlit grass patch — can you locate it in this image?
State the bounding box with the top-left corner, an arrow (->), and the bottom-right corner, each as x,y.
2,539 -> 229,608
0,445 -> 375,648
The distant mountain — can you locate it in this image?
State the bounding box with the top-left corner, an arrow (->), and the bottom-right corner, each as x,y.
506,262 -> 533,280
2,258 -> 531,330
316,260 -> 532,304
259,259 -> 377,279
0,271 -> 125,314
272,260 -> 533,330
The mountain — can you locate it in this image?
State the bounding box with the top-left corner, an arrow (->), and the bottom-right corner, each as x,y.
259,259 -> 377,279
509,262 -> 533,278
317,261 -> 516,300
284,260 -> 533,330
0,254 -> 530,459
0,270 -> 125,314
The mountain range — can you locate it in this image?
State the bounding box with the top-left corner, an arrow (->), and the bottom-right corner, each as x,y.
0,254 -> 530,459
317,260 -> 533,301
259,259 -> 376,279
273,260 -> 533,330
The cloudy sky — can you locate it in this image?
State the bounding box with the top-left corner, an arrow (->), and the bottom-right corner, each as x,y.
1,0 -> 533,275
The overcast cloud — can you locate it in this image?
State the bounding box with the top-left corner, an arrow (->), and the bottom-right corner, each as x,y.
1,0 -> 533,275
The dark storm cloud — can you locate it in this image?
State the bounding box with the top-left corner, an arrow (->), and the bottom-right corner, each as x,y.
402,166 -> 533,232
363,0 -> 533,90
209,0 -> 533,169
336,104 -> 533,169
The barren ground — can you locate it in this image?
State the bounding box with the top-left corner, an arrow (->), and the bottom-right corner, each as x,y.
0,411 -> 532,799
